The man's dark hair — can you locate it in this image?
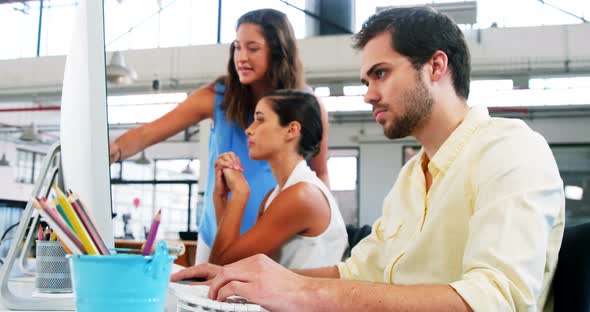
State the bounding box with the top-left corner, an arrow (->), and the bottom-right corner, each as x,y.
353,7 -> 471,99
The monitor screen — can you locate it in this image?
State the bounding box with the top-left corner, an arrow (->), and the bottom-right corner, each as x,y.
59,0 -> 113,248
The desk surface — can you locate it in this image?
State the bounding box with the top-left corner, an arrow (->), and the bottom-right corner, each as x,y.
0,258 -> 189,311
114,240 -> 197,267
0,279 -> 179,312
0,279 -> 73,312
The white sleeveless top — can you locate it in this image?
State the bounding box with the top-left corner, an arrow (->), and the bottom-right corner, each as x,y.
264,160 -> 348,270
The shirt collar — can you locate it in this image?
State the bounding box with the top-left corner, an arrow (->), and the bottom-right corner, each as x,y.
427,106 -> 490,175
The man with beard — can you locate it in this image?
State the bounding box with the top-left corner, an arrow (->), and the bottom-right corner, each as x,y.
172,7 -> 565,312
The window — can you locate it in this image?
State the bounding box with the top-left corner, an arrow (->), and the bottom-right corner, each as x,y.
15,149 -> 46,184
0,200 -> 25,258
319,78 -> 590,112
402,145 -> 421,165
328,148 -> 359,226
468,77 -> 590,107
321,96 -> 371,113
104,0 -> 218,51
107,92 -> 187,125
355,0 -> 590,31
551,144 -> 590,226
39,0 -> 78,56
219,0 -> 307,43
0,0 -> 220,60
110,158 -> 199,241
0,1 -> 40,59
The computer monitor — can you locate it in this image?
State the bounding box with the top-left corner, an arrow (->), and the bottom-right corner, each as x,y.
0,1 -> 112,309
59,0 -> 113,248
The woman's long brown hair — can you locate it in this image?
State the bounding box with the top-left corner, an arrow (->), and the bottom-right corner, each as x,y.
220,9 -> 304,129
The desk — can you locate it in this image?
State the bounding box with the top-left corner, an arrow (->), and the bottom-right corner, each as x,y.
0,278 -> 181,312
114,240 -> 197,267
0,259 -> 188,311
0,279 -> 73,312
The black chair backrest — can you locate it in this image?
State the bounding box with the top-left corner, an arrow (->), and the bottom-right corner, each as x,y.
553,222 -> 590,311
343,224 -> 372,259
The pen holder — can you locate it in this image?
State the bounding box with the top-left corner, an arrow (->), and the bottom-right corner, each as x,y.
68,240 -> 176,312
35,240 -> 72,293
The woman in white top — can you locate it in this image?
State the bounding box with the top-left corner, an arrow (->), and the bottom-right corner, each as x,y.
207,90 -> 347,269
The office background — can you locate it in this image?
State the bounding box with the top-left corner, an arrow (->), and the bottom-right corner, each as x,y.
0,0 -> 589,245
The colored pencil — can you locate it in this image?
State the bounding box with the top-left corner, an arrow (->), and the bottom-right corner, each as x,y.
68,192 -> 110,255
70,191 -> 110,254
55,202 -> 75,231
32,198 -> 86,254
142,209 -> 161,255
141,240 -> 185,256
52,184 -> 99,255
37,224 -> 44,241
55,234 -> 73,254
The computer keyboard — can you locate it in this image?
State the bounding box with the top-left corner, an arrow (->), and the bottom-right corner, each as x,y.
170,282 -> 267,312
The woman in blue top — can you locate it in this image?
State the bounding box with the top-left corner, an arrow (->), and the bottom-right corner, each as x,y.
109,9 -> 330,263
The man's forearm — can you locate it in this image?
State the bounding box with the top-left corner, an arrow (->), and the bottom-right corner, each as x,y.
293,266 -> 340,279
299,279 -> 472,312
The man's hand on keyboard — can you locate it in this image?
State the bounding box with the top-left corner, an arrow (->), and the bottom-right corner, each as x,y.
171,254 -> 306,312
206,254 -> 306,312
171,262 -> 222,285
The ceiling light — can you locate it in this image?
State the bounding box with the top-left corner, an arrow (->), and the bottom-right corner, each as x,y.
565,185 -> 584,201
343,85 -> 368,96
377,1 -> 478,25
107,92 -> 187,106
314,87 -> 330,97
180,161 -> 195,175
19,123 -> 40,142
134,151 -> 151,165
106,51 -> 138,85
0,153 -> 10,167
181,161 -> 194,175
322,96 -> 371,112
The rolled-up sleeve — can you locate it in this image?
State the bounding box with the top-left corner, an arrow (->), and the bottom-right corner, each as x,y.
450,132 -> 564,311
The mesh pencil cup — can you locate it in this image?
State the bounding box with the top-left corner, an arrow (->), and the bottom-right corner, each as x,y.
68,240 -> 176,312
35,240 -> 72,293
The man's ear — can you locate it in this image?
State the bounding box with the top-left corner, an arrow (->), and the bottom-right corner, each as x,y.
286,121 -> 302,141
428,50 -> 449,82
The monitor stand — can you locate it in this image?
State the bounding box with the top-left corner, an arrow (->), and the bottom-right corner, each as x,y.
0,143 -> 75,310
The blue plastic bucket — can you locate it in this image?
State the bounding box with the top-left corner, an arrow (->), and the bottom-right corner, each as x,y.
68,241 -> 176,312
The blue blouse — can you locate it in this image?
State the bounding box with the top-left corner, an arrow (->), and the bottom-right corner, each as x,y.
197,83 -> 277,246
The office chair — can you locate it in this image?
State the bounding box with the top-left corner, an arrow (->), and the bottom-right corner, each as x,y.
343,224 -> 372,259
553,222 -> 590,311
